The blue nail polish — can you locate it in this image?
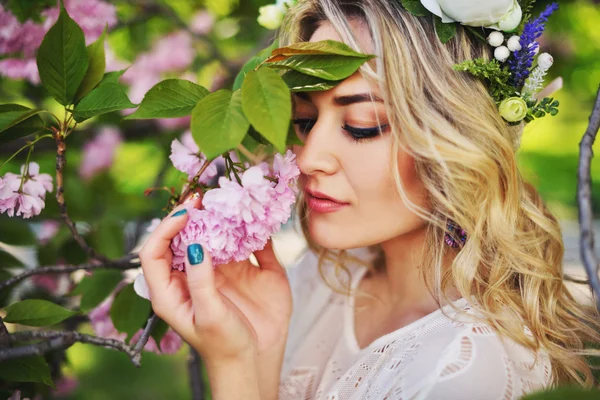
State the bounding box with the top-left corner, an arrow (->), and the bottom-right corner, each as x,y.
187,243 -> 204,265
171,209 -> 187,217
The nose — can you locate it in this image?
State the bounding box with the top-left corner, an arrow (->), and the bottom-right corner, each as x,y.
295,118 -> 340,177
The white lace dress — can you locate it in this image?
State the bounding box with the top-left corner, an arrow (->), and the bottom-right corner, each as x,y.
279,250 -> 552,400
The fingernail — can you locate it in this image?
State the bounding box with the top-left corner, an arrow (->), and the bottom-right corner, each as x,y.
187,243 -> 204,265
171,209 -> 187,217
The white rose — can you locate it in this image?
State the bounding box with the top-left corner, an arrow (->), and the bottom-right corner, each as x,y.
420,0 -> 522,32
498,1 -> 522,32
537,52 -> 554,70
257,4 -> 286,30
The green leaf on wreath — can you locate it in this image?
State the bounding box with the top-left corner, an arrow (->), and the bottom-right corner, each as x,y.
0,104 -> 44,145
267,54 -> 374,81
242,68 -> 291,153
73,83 -> 136,122
399,0 -> 431,16
126,79 -> 210,119
74,27 -> 107,102
3,299 -> 78,327
110,283 -> 151,340
0,356 -> 55,388
36,1 -> 88,106
191,89 -> 250,160
434,16 -> 457,44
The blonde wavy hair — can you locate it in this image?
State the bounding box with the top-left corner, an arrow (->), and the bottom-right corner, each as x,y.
278,0 -> 600,388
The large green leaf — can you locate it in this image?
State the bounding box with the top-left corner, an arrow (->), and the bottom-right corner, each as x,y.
270,40 -> 373,58
521,387 -> 600,400
90,219 -> 124,260
191,89 -> 250,160
434,16 -> 457,44
70,270 -> 123,312
110,283 -> 151,340
3,299 -> 78,327
126,79 -> 209,119
36,2 -> 88,106
241,69 -> 290,153
281,70 -> 340,92
399,0 -> 431,16
0,356 -> 54,388
72,83 -> 136,122
267,54 -> 374,81
0,104 -> 44,145
233,40 -> 279,91
75,28 -> 107,101
100,69 -> 127,85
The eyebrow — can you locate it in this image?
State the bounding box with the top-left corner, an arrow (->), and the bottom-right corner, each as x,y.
293,91 -> 383,106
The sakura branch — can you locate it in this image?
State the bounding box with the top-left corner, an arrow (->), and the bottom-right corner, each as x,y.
577,84 -> 600,310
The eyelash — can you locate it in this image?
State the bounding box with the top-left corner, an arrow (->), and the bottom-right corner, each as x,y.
292,118 -> 388,142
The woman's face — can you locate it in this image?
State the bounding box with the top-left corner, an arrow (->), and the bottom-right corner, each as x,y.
293,19 -> 429,250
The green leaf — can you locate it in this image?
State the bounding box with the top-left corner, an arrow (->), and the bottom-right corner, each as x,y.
0,356 -> 54,388
191,89 -> 250,160
281,70 -> 340,92
150,318 -> 170,351
287,121 -> 303,146
75,27 -> 107,101
70,270 -> 123,312
100,69 -> 127,85
399,0 -> 431,16
241,68 -> 291,153
270,40 -> 374,58
233,40 -> 279,91
36,1 -> 88,106
126,79 -> 210,119
72,83 -> 136,122
110,283 -> 151,340
434,16 -> 457,44
0,104 -> 45,145
90,219 -> 124,260
3,299 -> 78,327
521,387 -> 600,400
267,54 -> 374,81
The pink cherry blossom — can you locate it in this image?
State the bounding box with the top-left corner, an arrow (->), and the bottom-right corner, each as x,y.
190,11 -> 215,35
53,376 -> 78,397
35,220 -> 61,244
79,126 -> 122,180
170,151 -> 299,268
0,162 -> 53,219
0,5 -> 21,54
0,58 -> 40,84
130,329 -> 183,355
169,131 -> 218,184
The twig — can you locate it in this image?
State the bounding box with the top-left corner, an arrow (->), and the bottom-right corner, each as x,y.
177,160 -> 213,206
131,313 -> 160,365
577,84 -> 600,311
55,135 -> 110,263
0,317 -> 10,348
0,256 -> 139,292
2,330 -> 139,365
188,346 -> 205,400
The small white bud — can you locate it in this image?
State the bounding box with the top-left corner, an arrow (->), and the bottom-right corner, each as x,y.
506,35 -> 522,52
494,46 -> 510,62
487,31 -> 505,47
537,52 -> 554,70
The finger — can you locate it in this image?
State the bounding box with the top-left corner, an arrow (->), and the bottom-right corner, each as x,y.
254,239 -> 284,273
185,243 -> 228,324
140,206 -> 189,296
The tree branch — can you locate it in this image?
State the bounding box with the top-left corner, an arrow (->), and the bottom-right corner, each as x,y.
55,135 -> 110,263
1,330 -> 140,365
577,84 -> 600,310
188,346 -> 206,400
0,256 -> 140,292
131,312 -> 160,364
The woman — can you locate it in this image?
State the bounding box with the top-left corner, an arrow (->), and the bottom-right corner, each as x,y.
139,0 -> 600,398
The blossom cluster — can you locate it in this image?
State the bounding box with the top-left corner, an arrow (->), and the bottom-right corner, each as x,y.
169,131 -> 218,183
0,162 -> 53,219
0,0 -> 118,84
89,294 -> 183,354
170,150 -> 300,269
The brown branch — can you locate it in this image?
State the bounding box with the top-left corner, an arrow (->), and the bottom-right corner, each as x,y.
188,346 -> 206,400
0,256 -> 139,292
577,84 -> 600,310
177,160 -> 212,207
1,330 -> 140,366
55,135 -> 111,263
131,313 -> 160,364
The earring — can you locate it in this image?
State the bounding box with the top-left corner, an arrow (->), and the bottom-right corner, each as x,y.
444,220 -> 467,248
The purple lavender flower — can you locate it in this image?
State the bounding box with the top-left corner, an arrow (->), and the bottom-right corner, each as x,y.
508,2 -> 559,88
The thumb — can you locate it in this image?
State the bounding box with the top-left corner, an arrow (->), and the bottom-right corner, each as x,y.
185,243 -> 226,323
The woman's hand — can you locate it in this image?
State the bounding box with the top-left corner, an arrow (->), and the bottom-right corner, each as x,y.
138,198 -> 293,366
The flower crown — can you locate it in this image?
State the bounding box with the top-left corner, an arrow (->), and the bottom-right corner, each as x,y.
258,0 -> 560,124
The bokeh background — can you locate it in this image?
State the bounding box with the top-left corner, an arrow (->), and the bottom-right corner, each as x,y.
0,0 -> 599,398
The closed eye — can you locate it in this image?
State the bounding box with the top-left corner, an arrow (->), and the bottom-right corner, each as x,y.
292,118 -> 387,142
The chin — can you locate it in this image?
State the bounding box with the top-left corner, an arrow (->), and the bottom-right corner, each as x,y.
307,216 -> 362,250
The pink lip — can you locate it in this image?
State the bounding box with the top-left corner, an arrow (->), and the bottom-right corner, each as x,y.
305,188 -> 349,213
